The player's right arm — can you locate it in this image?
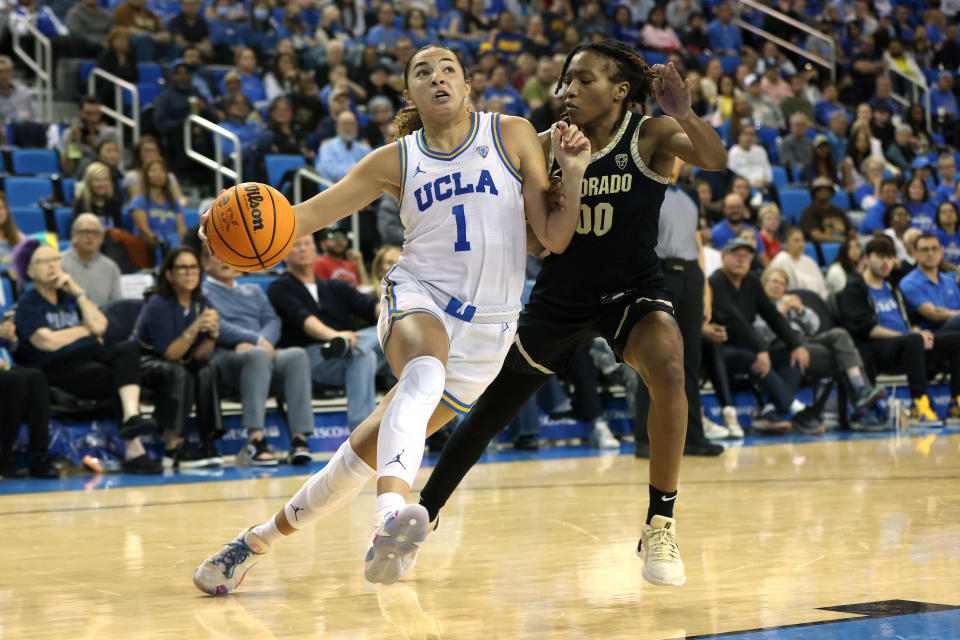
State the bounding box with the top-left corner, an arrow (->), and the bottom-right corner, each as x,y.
293,143 -> 402,237
198,143 -> 402,244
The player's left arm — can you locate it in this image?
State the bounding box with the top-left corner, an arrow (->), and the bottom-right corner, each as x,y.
501,115 -> 590,254
649,62 -> 727,172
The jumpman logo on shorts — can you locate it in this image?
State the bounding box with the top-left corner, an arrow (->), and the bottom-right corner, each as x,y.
291,505 -> 304,521
413,164 -> 427,177
385,450 -> 406,469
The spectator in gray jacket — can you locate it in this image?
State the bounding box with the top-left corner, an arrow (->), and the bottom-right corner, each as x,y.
65,0 -> 112,53
60,214 -> 123,307
202,250 -> 316,466
778,112 -> 814,177
0,56 -> 38,124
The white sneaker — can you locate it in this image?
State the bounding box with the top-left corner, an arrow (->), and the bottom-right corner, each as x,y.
589,420 -> 620,449
637,515 -> 685,586
722,406 -> 744,438
364,505 -> 430,585
702,413 -> 729,440
193,527 -> 271,595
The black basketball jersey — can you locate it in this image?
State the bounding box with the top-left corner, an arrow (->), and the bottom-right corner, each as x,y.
527,111 -> 669,317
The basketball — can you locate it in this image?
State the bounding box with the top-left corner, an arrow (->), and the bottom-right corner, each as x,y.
206,182 -> 297,272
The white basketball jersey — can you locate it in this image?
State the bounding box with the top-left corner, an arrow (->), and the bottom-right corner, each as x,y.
396,111 -> 526,314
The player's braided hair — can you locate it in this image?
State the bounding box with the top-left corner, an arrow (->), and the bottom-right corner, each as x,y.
394,45 -> 467,140
554,39 -> 658,118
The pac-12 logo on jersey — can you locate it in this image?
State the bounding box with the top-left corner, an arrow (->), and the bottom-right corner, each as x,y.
413,169 -> 499,212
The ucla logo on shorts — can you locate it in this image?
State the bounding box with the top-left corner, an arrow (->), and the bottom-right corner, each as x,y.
615,153 -> 628,170
476,145 -> 489,159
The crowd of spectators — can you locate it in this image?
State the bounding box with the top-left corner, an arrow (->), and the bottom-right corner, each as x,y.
3,0 -> 960,476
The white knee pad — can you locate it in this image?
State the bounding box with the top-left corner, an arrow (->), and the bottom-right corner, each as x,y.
377,355 -> 446,488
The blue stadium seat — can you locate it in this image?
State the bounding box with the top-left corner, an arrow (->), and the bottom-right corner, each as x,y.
265,154 -> 306,187
182,208 -> 200,228
829,190 -> 849,210
719,56 -> 739,75
757,126 -> 779,150
58,239 -> 71,253
0,276 -> 12,312
641,51 -> 668,66
55,208 -> 73,238
6,178 -> 53,206
804,241 -> 819,263
138,62 -> 163,84
819,241 -> 841,266
61,178 -> 75,204
772,166 -> 788,187
11,207 -> 47,234
11,149 -> 59,175
779,188 -> 811,225
79,61 -> 96,86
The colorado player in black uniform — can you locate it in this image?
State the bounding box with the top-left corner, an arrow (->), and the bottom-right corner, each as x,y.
417,40 -> 728,587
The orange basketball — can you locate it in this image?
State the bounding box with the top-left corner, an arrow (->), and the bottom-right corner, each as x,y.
206,182 -> 297,272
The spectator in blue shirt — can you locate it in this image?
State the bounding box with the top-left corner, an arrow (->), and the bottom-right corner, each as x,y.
219,92 -> 274,181
930,72 -> 959,120
403,6 -> 436,49
899,233 -> 960,332
935,154 -> 957,205
207,0 -> 246,63
366,2 -> 404,50
814,82 -> 847,128
903,175 -> 937,234
935,201 -> 960,266
135,246 -> 225,468
824,110 -> 849,167
711,193 -> 769,265
608,5 -> 643,48
858,178 -> 901,235
203,250 -> 316,466
706,2 -> 742,55
869,75 -> 905,119
484,64 -> 527,117
219,47 -> 268,108
130,157 -> 186,253
238,0 -> 279,62
315,111 -> 371,183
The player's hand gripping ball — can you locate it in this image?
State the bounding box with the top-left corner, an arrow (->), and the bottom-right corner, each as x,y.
205,183 -> 296,272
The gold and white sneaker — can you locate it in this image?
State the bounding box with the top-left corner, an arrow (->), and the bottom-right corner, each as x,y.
722,406 -> 745,438
702,412 -> 730,440
637,515 -> 686,586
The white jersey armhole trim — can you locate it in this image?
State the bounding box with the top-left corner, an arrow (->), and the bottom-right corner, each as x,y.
397,137 -> 408,210
631,115 -> 670,184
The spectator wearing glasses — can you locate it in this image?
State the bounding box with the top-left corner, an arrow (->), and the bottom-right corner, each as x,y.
899,233 -> 960,333
135,247 -> 225,468
313,227 -> 370,289
11,239 -> 160,473
60,214 -> 123,308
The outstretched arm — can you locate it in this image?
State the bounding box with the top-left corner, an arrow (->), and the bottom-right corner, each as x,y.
503,116 -> 590,255
292,143 -> 402,237
650,62 -> 728,172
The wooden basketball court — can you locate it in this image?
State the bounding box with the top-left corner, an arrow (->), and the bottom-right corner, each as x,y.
2,433 -> 958,639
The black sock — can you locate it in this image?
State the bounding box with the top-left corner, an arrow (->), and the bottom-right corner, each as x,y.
647,484 -> 677,524
419,497 -> 439,523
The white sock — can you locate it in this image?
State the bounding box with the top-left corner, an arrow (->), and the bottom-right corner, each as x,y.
250,514 -> 283,547
790,399 -> 806,414
276,439 -> 376,532
375,492 -> 406,520
376,355 -> 446,489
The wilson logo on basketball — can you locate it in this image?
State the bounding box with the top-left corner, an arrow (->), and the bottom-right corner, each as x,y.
218,192 -> 230,208
243,183 -> 265,231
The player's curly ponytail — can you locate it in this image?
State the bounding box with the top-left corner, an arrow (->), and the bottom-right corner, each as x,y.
393,44 -> 466,141
555,39 -> 659,118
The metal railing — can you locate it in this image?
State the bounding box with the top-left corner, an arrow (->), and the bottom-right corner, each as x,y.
887,67 -> 931,132
88,68 -> 140,156
734,0 -> 836,82
184,114 -> 241,193
293,167 -> 360,251
10,19 -> 52,122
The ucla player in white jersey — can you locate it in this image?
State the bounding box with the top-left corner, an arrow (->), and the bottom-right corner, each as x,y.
193,45 -> 590,593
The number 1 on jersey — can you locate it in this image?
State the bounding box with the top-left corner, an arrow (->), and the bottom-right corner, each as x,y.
452,204 -> 471,252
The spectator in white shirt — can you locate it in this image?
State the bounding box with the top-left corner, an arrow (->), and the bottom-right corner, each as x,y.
727,127 -> 773,189
768,226 -> 829,299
